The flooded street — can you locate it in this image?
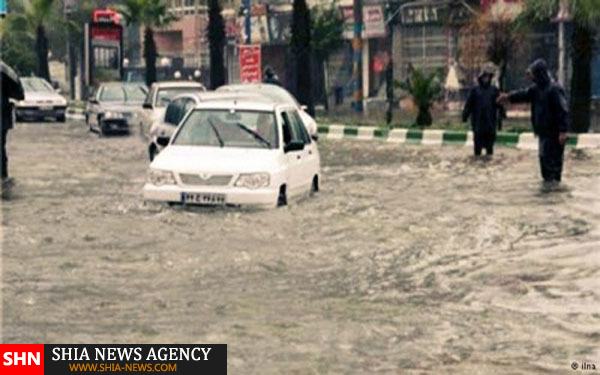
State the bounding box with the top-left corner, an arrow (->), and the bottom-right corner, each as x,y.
2,120 -> 599,374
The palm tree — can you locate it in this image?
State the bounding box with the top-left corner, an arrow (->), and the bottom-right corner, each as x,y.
522,0 -> 600,133
24,0 -> 56,81
117,0 -> 176,87
291,0 -> 314,116
396,66 -> 442,127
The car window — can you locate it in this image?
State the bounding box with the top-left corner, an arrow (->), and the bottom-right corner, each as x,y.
282,111 -> 308,144
99,85 -> 125,102
173,109 -> 279,149
21,78 -> 54,93
155,87 -> 204,107
280,112 -> 293,145
164,99 -> 183,125
123,85 -> 147,102
291,111 -> 311,144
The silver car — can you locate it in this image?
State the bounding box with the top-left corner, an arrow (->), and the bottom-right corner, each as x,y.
15,77 -> 68,122
86,82 -> 148,135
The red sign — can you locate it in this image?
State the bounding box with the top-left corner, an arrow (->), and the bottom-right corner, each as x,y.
91,26 -> 122,41
92,9 -> 120,23
1,344 -> 44,375
239,44 -> 261,83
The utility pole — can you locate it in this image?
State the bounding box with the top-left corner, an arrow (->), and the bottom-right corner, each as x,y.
64,0 -> 77,100
244,0 -> 251,43
352,0 -> 363,112
555,0 -> 570,87
385,3 -> 396,124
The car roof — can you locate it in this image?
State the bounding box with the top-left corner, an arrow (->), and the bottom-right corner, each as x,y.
171,91 -> 274,104
100,81 -> 145,86
152,81 -> 205,89
219,83 -> 281,91
193,98 -> 288,112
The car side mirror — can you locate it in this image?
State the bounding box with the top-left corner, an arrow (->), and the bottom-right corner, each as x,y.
156,136 -> 170,147
284,141 -> 304,153
55,88 -> 62,94
300,105 -> 308,111
89,98 -> 99,105
311,134 -> 319,142
143,103 -> 153,109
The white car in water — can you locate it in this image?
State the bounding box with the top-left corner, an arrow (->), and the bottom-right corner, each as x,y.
15,77 -> 68,122
143,98 -> 321,208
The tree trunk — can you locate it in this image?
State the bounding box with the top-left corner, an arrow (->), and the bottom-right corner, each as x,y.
291,0 -> 314,116
208,0 -> 226,89
144,27 -> 157,87
36,24 -> 51,82
417,106 -> 432,127
569,24 -> 592,133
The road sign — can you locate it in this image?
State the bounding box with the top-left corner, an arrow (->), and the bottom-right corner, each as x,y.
239,44 -> 261,83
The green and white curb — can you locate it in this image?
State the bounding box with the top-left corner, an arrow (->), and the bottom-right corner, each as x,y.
317,125 -> 600,150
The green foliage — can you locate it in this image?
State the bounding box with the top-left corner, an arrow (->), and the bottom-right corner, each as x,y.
116,0 -> 177,86
117,0 -> 177,28
520,0 -> 600,31
311,4 -> 343,62
0,12 -> 37,75
395,66 -> 442,126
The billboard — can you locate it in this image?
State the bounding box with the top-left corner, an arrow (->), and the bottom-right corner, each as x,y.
239,44 -> 262,83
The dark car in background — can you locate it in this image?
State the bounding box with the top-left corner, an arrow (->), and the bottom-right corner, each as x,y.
86,82 -> 148,135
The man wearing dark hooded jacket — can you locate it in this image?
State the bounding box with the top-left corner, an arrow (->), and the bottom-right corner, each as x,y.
498,59 -> 568,184
462,63 -> 502,157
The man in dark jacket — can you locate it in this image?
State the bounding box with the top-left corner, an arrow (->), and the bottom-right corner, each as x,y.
263,67 -> 281,86
498,59 -> 568,184
1,61 -> 25,181
462,63 -> 502,158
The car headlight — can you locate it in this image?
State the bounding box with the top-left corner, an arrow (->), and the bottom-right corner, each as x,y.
104,111 -> 124,119
234,173 -> 270,189
148,169 -> 176,186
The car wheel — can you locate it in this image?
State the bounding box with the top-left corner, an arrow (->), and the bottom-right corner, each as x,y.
57,114 -> 66,122
310,176 -> 319,196
277,185 -> 287,207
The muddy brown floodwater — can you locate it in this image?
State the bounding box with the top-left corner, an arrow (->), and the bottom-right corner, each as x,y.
2,120 -> 600,374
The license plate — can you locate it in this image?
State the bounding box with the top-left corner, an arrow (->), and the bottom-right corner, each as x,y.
182,192 -> 226,205
40,106 -> 53,111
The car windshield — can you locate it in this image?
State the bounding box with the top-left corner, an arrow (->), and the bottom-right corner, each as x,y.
173,109 -> 279,149
99,84 -> 147,102
156,88 -> 203,107
21,78 -> 54,93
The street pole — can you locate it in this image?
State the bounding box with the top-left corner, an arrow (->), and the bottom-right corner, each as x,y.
385,4 -> 394,124
244,0 -> 251,44
352,0 -> 363,112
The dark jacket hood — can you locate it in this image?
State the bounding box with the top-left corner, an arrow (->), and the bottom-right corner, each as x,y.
529,59 -> 551,88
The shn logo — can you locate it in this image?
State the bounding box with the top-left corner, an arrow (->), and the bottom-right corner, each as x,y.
3,352 -> 41,366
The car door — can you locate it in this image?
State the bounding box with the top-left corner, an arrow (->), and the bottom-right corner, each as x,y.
279,110 -> 304,198
286,109 -> 314,193
87,86 -> 101,128
291,109 -> 319,186
140,85 -> 156,136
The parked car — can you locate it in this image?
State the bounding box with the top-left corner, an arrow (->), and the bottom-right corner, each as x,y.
217,83 -> 318,139
147,91 -> 268,161
14,77 -> 68,122
139,81 -> 206,136
143,98 -> 321,208
86,82 -> 148,135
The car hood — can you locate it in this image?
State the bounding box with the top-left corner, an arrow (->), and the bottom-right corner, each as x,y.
151,145 -> 283,174
23,91 -> 66,103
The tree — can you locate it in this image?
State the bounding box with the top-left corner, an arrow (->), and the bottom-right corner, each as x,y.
0,1 -> 37,76
521,0 -> 600,133
396,66 -> 442,127
207,0 -> 225,89
291,0 -> 314,116
117,0 -> 176,87
24,0 -> 56,81
311,3 -> 343,111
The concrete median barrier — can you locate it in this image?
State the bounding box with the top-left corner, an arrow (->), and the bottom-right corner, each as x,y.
317,125 -> 600,150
